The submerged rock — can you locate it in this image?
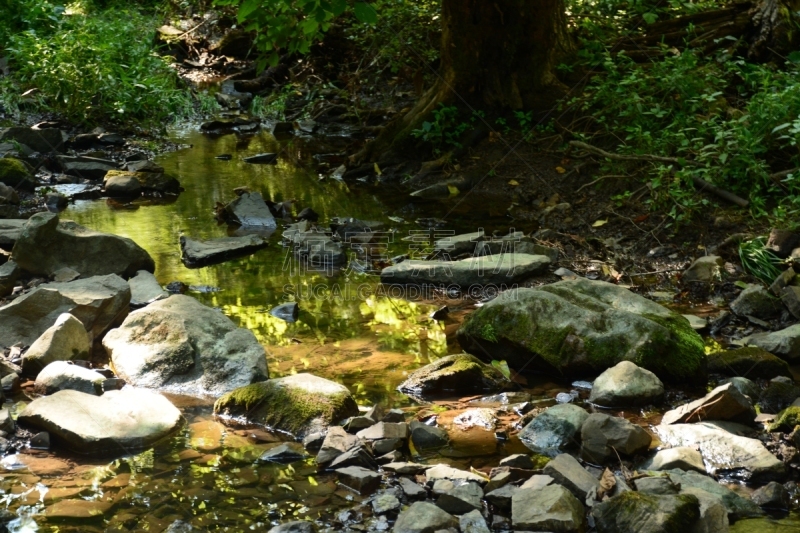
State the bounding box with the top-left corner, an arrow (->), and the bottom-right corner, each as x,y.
180,235 -> 267,268
223,192 -> 277,228
380,253 -> 550,288
18,388 -> 183,455
270,302 -> 299,322
0,274 -> 130,347
11,212 -> 154,278
21,313 -> 90,377
655,422 -> 785,482
519,403 -> 588,457
104,295 -> 267,397
457,278 -> 706,383
707,347 -> 792,380
214,373 -> 359,439
397,354 -> 508,397
589,361 -> 664,407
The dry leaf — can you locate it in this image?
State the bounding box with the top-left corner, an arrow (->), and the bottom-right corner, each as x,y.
592,219 -> 608,227
508,179 -> 519,186
555,166 -> 566,174
373,163 -> 382,176
597,468 -> 616,498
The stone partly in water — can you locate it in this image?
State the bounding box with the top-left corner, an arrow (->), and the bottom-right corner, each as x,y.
0,274 -> 130,347
34,361 -> 105,395
18,388 -> 183,455
214,373 -> 359,439
588,361 -> 665,407
640,446 -> 706,473
654,422 -> 785,482
104,295 -> 268,397
682,256 -> 724,283
180,235 -> 267,268
104,170 -> 181,195
224,192 -> 277,229
21,313 -> 90,377
380,253 -> 551,288
707,347 -> 792,380
128,270 -> 168,308
519,403 -> 589,457
592,491 -> 700,533
457,279 -> 706,384
11,212 -> 154,278
396,354 -> 509,397
103,173 -> 142,197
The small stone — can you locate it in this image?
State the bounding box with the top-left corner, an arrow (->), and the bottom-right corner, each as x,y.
580,414 -> 652,463
372,492 -> 401,514
258,443 -> 307,464
377,450 -> 403,464
432,479 -> 455,495
267,521 -> 316,533
398,477 -> 427,499
770,268 -> 796,296
459,510 -> 490,533
485,484 -> 517,510
335,466 -> 381,494
498,454 -> 534,470
633,476 -> 679,495
436,482 -> 483,515
1,372 -> 19,394
731,285 -> 783,319
329,445 -> 378,470
519,403 -> 589,457
766,229 -> 800,258
511,484 -> 586,531
344,416 -> 374,432
357,422 -> 408,441
410,421 -> 449,450
682,256 -> 724,283
682,314 -> 707,330
393,502 -> 458,533
383,462 -> 428,475
373,438 -> 403,455
750,481 -> 790,510
589,361 -> 664,407
661,382 -> 755,426
483,470 -> 512,493
0,409 -> 15,433
270,302 -> 299,323
641,446 -> 706,473
30,431 -> 50,450
303,432 -> 326,453
542,453 -> 599,500
426,464 -> 487,486
382,409 -> 405,423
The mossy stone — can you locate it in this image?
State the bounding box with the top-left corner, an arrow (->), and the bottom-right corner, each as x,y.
397,353 -> 508,397
0,158 -> 34,191
767,406 -> 800,432
708,347 -> 792,380
214,373 -> 359,438
592,491 -> 701,533
457,279 -> 706,384
759,381 -> 800,414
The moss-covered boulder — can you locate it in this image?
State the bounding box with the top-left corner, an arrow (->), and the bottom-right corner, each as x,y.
457,279 -> 706,384
214,373 -> 359,438
759,380 -> 800,414
708,347 -> 792,380
396,353 -> 509,397
767,406 -> 800,432
0,158 -> 34,191
592,491 -> 700,533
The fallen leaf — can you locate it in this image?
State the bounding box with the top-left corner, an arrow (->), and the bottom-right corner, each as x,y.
508,179 -> 519,186
592,219 -> 608,227
447,184 -> 460,196
555,166 -> 566,174
633,214 -> 649,223
373,163 -> 382,176
597,468 -> 616,498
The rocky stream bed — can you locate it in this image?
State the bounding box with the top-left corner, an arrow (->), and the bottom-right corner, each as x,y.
0,121 -> 798,532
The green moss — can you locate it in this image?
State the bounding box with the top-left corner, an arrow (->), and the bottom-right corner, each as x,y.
530,453 -> 551,469
767,406 -> 800,432
0,158 -> 32,188
636,313 -> 706,384
707,347 -> 792,379
214,379 -> 358,436
595,491 -> 700,533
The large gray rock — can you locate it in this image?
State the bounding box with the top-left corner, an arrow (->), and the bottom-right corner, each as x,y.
665,469 -> 762,519
180,235 -> 267,268
18,388 -> 183,454
397,354 -> 508,397
707,347 -> 792,380
34,361 -> 105,395
681,487 -> 730,533
21,313 -> 90,376
730,285 -> 782,319
104,295 -> 268,397
214,373 -> 358,439
103,173 -> 142,197
224,192 -> 277,228
436,482 -> 483,514
103,170 -> 181,195
393,502 -> 458,533
457,279 -> 706,384
511,484 -> 586,531
0,260 -> 19,297
589,361 -> 664,407
0,158 -> 34,191
641,447 -> 706,473
592,491 -> 700,533
0,274 -> 130,347
0,220 -> 25,249
57,155 -> 118,180
380,253 -> 550,288
746,325 -> 800,362
519,403 -> 588,457
580,413 -> 652,463
654,423 -> 785,482
0,127 -> 66,154
128,270 -> 168,308
11,212 -> 154,278
661,383 -> 756,426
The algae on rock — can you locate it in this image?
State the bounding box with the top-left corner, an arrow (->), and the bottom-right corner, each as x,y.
457,278 -> 706,383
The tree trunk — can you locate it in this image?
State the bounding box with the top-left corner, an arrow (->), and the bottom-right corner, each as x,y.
354,0 -> 573,163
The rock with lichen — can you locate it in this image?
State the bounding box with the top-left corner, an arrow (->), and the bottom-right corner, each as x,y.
0,157 -> 35,191
214,373 -> 359,438
707,347 -> 792,380
396,353 -> 509,397
457,278 -> 706,384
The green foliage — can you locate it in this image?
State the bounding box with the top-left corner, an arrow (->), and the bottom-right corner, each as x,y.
479,323 -> 497,343
4,2 -> 192,124
411,104 -> 481,155
739,237 -> 784,284
214,0 -> 378,70
250,85 -> 294,120
0,0 -> 65,45
490,359 -> 511,380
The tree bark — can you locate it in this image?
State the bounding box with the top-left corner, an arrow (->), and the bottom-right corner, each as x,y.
354,0 -> 573,163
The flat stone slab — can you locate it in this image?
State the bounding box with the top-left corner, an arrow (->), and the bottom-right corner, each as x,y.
128,270 -> 168,307
180,235 -> 267,268
0,219 -> 26,249
18,388 -> 183,455
380,253 -> 550,288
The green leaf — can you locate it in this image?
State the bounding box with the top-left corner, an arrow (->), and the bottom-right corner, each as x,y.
772,123 -> 791,134
642,12 -> 658,24
330,0 -> 347,15
353,2 -> 378,24
491,360 -> 511,380
238,0 -> 262,22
